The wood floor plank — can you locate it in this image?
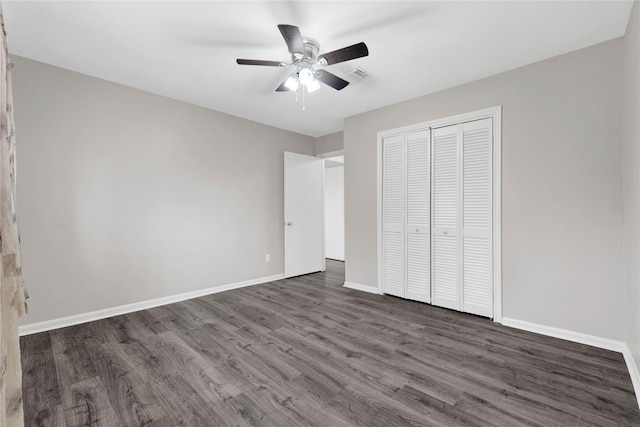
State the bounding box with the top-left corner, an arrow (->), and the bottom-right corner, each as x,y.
86,343 -> 159,425
20,332 -> 66,427
391,384 -> 488,427
62,376 -> 122,427
49,328 -> 98,385
452,392 -> 543,427
21,260 -> 640,426
145,330 -> 242,401
226,393 -> 281,427
328,383 -> 424,427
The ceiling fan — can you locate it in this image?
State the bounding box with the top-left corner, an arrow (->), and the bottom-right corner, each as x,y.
236,24 -> 369,93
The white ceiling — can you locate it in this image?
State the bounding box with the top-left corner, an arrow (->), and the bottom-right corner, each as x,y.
2,1 -> 634,137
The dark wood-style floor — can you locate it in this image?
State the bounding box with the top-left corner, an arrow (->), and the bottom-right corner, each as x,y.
21,260 -> 640,426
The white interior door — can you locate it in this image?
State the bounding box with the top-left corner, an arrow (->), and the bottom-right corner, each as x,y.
284,152 -> 324,278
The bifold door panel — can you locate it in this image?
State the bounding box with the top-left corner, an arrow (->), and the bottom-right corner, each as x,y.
382,135 -> 406,298
432,124 -> 459,310
382,131 -> 430,303
405,131 -> 431,303
461,119 -> 493,317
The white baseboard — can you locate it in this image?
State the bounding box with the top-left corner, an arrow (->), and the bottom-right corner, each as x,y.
18,273 -> 285,336
502,317 -> 640,410
501,317 -> 626,352
622,344 -> 640,412
343,281 -> 380,294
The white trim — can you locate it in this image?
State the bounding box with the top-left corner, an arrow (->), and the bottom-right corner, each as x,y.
429,128 -> 435,305
622,344 -> 640,412
343,281 -> 381,294
502,317 -> 640,409
492,107 -> 503,323
377,132 -> 384,294
18,273 -> 285,336
317,149 -> 344,159
501,317 -> 625,352
321,158 -> 326,272
456,123 -> 463,311
376,106 -> 502,320
380,107 -> 502,137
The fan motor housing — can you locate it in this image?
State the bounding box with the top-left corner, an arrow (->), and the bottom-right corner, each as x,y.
300,37 -> 320,62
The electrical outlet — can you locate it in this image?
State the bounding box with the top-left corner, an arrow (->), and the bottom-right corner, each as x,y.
265,254 -> 271,262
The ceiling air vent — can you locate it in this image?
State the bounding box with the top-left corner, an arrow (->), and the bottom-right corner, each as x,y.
340,67 -> 370,86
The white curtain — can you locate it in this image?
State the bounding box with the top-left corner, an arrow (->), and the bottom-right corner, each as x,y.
0,6 -> 28,426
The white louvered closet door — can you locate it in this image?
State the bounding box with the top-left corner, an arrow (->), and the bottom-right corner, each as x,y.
461,119 -> 493,317
382,135 -> 405,298
405,131 -> 430,303
431,124 -> 460,310
380,114 -> 494,318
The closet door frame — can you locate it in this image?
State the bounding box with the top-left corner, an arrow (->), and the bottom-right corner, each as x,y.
376,106 -> 502,322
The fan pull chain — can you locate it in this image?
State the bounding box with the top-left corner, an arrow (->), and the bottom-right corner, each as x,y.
302,85 -> 306,111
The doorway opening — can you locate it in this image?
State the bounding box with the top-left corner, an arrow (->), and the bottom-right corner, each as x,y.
323,154 -> 344,262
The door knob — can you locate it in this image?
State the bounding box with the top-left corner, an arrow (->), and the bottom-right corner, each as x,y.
286,221 -> 293,226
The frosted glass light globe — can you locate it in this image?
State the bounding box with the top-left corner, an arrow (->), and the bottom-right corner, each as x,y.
298,67 -> 314,85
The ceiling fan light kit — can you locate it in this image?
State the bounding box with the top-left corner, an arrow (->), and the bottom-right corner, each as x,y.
306,78 -> 321,93
298,66 -> 314,85
236,24 -> 368,108
284,74 -> 299,91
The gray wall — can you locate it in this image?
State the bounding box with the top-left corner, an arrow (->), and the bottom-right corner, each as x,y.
12,56 -> 315,326
344,39 -> 625,340
315,131 -> 343,155
623,2 -> 640,368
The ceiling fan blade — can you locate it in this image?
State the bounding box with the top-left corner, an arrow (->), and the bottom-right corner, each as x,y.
318,42 -> 369,65
315,70 -> 349,90
237,59 -> 284,66
278,24 -> 305,58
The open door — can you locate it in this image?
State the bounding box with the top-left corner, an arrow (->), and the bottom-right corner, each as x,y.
284,152 -> 324,278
